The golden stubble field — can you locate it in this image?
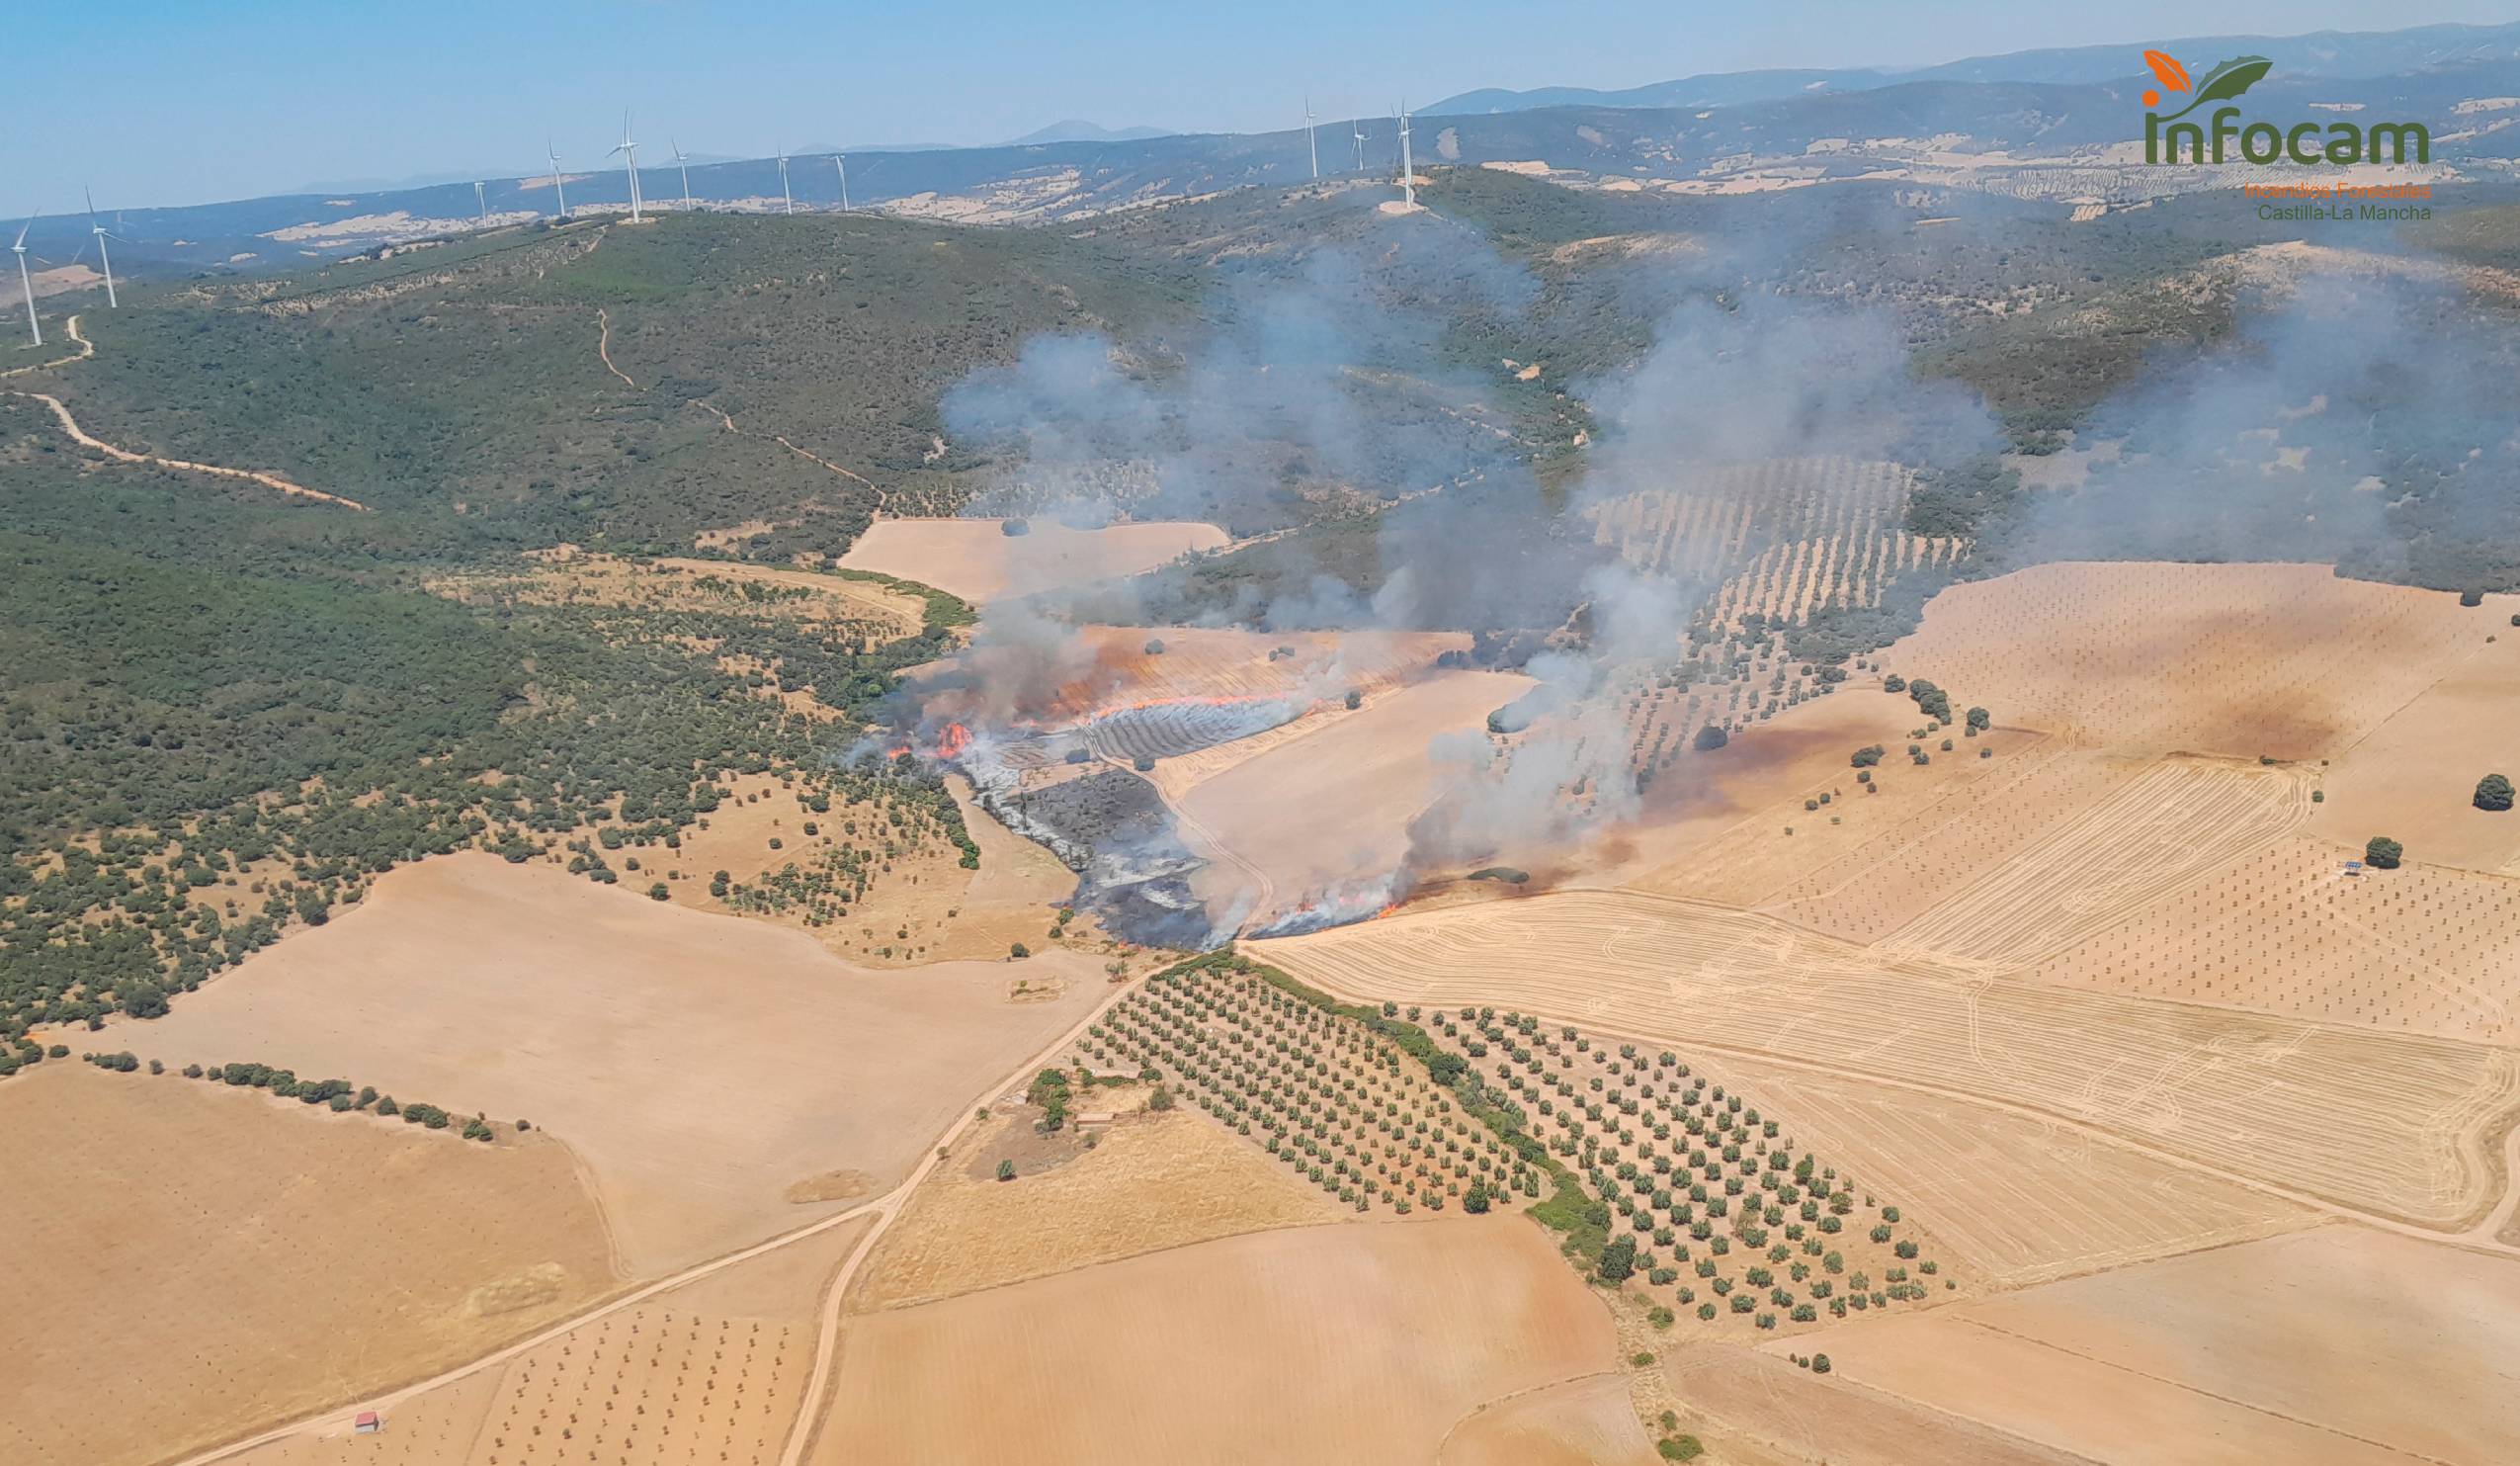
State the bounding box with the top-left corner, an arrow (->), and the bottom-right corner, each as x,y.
815,1219 -> 1621,1465
111,852 -> 1110,1276
1778,1225 -> 2520,1464
1877,561 -> 2509,759
853,1103 -> 1346,1310
837,517 -> 1227,602
1254,891 -> 2520,1229
0,1064 -> 617,1466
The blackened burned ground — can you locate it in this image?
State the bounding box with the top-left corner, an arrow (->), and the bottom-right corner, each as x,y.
973,766 -> 1219,948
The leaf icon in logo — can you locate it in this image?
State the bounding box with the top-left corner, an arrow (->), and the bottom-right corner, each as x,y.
2142,50 -> 2192,93
2193,54 -> 2273,103
2153,54 -> 2273,122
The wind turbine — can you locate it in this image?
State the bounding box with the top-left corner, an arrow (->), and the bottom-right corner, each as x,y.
1353,117 -> 1368,172
473,180 -> 487,223
611,111 -> 644,222
546,139 -> 570,220
1304,96 -> 1319,180
672,139 -> 693,209
776,146 -> 794,215
834,153 -> 850,211
1397,101 -> 1416,208
11,214 -> 41,346
86,189 -> 118,308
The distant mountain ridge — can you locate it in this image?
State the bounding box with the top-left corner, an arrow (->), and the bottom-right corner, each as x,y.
1424,19 -> 2520,115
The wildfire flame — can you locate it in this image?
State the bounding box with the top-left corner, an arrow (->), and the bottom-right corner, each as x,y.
935,722 -> 973,759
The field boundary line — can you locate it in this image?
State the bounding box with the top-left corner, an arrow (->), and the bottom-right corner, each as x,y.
1946,1310 -> 2463,1466
1280,941 -> 2520,1243
778,973 -> 1147,1466
164,974 -> 1144,1466
1430,1367 -> 1630,1461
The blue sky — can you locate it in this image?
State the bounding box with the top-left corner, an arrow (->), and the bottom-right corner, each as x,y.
16,0 -> 2518,211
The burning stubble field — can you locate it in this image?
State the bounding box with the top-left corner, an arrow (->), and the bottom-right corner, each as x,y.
0,1064 -> 617,1466
1253,893 -> 2520,1230
108,852 -> 1109,1276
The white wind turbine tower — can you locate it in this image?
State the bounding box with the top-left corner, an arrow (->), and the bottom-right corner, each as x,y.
776,147 -> 795,215
1353,117 -> 1368,172
546,139 -> 570,220
834,152 -> 850,211
1397,101 -> 1415,208
672,139 -> 694,209
611,112 -> 644,222
11,214 -> 41,346
473,180 -> 487,223
86,189 -> 119,308
1304,96 -> 1319,180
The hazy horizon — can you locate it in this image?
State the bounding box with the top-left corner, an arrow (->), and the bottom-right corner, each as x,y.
16,0 -> 2519,214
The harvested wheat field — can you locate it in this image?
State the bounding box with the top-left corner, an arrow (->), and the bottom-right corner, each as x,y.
1879,561 -> 2506,758
0,1064 -> 616,1466
1755,740 -> 2139,944
816,1218 -> 1617,1466
114,853 -> 1108,1275
838,517 -> 1226,602
2032,833 -> 2520,1042
1439,1375 -> 1658,1466
1879,756 -> 2307,970
856,1104 -> 1342,1309
1253,891 -> 2520,1226
1782,1226 -> 2520,1465
2306,639 -> 2520,873
1659,1345 -> 2084,1466
1604,684 -> 1984,897
1178,668 -> 1531,922
1642,735 -> 2117,931
1717,1059 -> 2315,1286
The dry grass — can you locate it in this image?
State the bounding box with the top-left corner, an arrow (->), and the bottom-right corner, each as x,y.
0,1064 -> 616,1466
430,551 -> 924,642
815,1219 -> 1619,1466
1254,891 -> 2520,1227
2032,834 -> 2520,1042
855,1106 -> 1344,1309
112,853 -> 1110,1275
1880,561 -> 2506,759
837,517 -> 1226,602
1780,1226 -> 2520,1465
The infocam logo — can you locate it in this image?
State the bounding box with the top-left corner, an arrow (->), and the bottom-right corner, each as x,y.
2140,49 -> 2429,165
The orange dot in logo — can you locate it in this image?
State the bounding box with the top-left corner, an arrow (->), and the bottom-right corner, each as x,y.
2142,88 -> 2160,107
